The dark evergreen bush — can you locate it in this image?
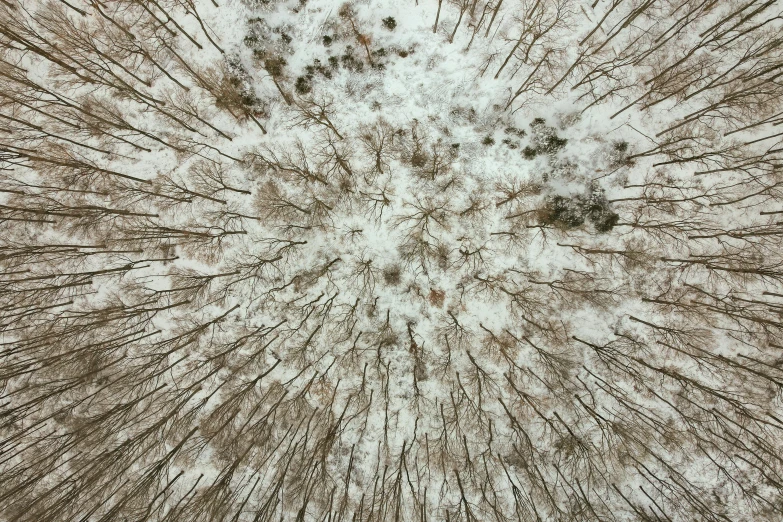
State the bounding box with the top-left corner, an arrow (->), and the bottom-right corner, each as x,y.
543,195 -> 586,228
591,208 -> 620,232
504,126 -> 526,137
539,189 -> 619,233
295,76 -> 312,94
524,118 -> 567,158
541,135 -> 568,154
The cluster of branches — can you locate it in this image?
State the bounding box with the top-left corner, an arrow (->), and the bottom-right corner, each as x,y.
1,0 -> 783,521
447,0 -> 783,182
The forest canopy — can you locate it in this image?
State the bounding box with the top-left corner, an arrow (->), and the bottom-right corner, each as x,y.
2,0 -> 783,521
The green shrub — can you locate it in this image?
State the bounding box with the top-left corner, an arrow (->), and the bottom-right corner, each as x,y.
538,190 -> 619,233
526,118 -> 567,157
591,208 -> 620,232
541,135 -> 567,154
541,196 -> 586,228
295,76 -> 312,94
